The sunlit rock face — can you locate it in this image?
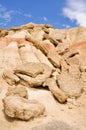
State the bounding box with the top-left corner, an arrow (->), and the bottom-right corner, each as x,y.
0,23 -> 86,130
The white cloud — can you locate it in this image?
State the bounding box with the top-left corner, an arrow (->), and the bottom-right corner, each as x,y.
42,16 -> 48,21
0,4 -> 32,26
0,4 -> 6,12
62,24 -> 70,29
0,11 -> 14,22
23,13 -> 32,18
15,10 -> 32,18
0,4 -> 14,25
63,0 -> 86,26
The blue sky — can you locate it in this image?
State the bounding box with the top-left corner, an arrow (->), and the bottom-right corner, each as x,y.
0,0 -> 86,29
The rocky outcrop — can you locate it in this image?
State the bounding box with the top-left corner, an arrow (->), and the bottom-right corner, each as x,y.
0,23 -> 86,100
0,23 -> 86,126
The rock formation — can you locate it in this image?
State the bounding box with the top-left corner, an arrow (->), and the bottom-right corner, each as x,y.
0,22 -> 86,129
3,95 -> 45,121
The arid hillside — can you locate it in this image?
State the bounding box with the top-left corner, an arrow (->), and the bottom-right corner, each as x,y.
0,23 -> 86,130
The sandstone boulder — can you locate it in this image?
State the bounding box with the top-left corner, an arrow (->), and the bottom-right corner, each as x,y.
3,70 -> 20,86
57,72 -> 82,98
19,43 -> 40,64
20,22 -> 37,29
32,45 -> 54,69
43,78 -> 68,103
3,42 -> 22,70
47,50 -> 61,68
3,95 -> 45,121
15,62 -> 44,78
16,63 -> 52,87
31,26 -> 45,40
6,85 -> 28,99
49,28 -> 65,42
6,30 -> 30,38
43,33 -> 59,46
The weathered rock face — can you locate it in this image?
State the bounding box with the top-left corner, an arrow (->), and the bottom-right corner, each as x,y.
0,23 -> 86,100
0,23 -> 86,129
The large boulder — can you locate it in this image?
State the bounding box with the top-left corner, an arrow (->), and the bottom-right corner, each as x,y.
19,43 -> 40,64
15,62 -> 44,78
3,42 -> 22,70
57,71 -> 82,98
16,63 -> 53,87
3,95 -> 45,121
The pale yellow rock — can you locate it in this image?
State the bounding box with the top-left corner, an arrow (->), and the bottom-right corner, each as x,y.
6,85 -> 28,99
47,50 -> 61,68
3,42 -> 22,70
43,78 -> 68,103
3,95 -> 45,121
3,70 -> 20,86
16,63 -> 52,87
57,72 -> 82,98
32,45 -> 54,69
6,30 -> 30,38
15,62 -> 44,78
19,43 -> 40,64
31,26 -> 45,40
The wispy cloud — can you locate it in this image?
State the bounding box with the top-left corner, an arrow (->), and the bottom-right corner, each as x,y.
0,4 -> 32,26
23,13 -> 32,18
42,16 -> 48,21
62,0 -> 86,27
0,4 -> 14,25
62,24 -> 70,29
15,9 -> 32,18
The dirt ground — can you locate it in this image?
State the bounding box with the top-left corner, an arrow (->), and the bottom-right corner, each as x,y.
0,78 -> 86,130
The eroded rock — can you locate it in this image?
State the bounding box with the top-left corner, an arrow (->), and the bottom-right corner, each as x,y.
15,62 -> 44,78
0,23 -> 86,105
43,78 -> 68,103
57,72 -> 82,98
3,70 -> 20,86
16,63 -> 53,87
3,95 -> 45,121
19,43 -> 40,64
47,50 -> 61,68
6,85 -> 28,99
